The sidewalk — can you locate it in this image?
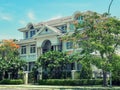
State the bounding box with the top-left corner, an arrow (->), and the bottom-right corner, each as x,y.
0,85 -> 120,90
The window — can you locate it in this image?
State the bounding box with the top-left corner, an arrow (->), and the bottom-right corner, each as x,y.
25,32 -> 28,39
75,16 -> 84,24
80,16 -> 84,20
30,44 -> 36,53
66,42 -> 73,49
70,24 -> 75,31
37,29 -> 39,32
30,30 -> 35,37
21,46 -> 26,54
76,16 -> 83,20
29,25 -> 34,29
45,28 -> 48,32
61,25 -> 67,33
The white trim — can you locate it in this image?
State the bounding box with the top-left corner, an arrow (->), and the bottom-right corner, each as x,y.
33,24 -> 62,38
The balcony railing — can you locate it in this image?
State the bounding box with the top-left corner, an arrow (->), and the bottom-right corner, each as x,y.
20,54 -> 37,62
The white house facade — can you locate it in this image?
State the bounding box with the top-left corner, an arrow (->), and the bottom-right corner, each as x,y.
11,10 -> 120,81
17,11 -> 102,76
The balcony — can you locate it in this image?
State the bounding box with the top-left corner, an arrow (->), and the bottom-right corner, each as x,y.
20,54 -> 37,62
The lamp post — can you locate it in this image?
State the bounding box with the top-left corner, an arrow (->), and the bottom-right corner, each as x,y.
108,0 -> 113,14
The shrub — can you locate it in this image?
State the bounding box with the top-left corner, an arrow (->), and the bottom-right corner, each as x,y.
38,79 -> 102,86
112,71 -> 120,86
0,79 -> 24,85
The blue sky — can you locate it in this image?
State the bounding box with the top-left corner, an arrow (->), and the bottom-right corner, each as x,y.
0,0 -> 120,40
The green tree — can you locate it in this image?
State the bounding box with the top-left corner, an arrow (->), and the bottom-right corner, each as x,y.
63,12 -> 120,86
69,53 -> 92,79
0,40 -> 26,80
77,12 -> 120,86
111,54 -> 120,85
36,51 -> 70,79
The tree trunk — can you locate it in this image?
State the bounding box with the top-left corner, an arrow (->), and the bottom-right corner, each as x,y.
103,70 -> 108,87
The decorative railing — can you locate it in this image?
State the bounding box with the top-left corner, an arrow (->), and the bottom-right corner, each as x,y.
20,54 -> 37,62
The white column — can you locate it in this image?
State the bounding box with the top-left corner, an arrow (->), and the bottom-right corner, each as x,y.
36,44 -> 37,59
27,63 -> 29,71
40,67 -> 42,80
71,70 -> 76,80
56,45 -> 58,51
24,71 -> 29,85
8,72 -> 11,79
53,45 -> 56,51
75,61 -> 77,70
41,48 -> 43,54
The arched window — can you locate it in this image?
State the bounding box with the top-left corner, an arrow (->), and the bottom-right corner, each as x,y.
27,23 -> 34,29
28,25 -> 34,29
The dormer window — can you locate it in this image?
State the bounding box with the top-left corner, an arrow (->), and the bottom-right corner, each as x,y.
29,25 -> 34,29
30,30 -> 35,37
75,16 -> 84,21
25,31 -> 28,39
27,23 -> 34,30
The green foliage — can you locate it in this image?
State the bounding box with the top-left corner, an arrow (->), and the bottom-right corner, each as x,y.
81,15 -> 120,86
38,79 -> 103,86
36,51 -> 70,79
63,12 -> 120,86
74,71 -> 80,79
80,63 -> 92,79
111,54 -> 120,85
0,40 -> 26,80
0,79 -> 24,84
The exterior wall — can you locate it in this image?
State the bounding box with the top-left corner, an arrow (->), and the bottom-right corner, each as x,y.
20,42 -> 37,62
17,11 -> 87,71
36,35 -> 60,48
40,28 -> 53,35
19,35 -> 61,63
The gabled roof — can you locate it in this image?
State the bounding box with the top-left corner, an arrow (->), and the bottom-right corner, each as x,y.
33,24 -> 62,38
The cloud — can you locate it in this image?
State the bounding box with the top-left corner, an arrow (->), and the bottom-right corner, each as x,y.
27,11 -> 36,20
1,15 -> 12,21
0,12 -> 12,21
19,20 -> 26,25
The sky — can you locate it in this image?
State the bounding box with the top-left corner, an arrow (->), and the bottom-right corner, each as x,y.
0,0 -> 120,40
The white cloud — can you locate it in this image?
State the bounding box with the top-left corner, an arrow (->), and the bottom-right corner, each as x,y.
19,20 -> 26,25
1,15 -> 12,21
27,11 -> 36,20
0,11 -> 12,21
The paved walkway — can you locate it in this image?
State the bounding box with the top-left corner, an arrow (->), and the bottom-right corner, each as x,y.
0,85 -> 120,90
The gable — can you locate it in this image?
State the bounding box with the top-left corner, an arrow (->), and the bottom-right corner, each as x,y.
33,25 -> 62,38
38,28 -> 55,35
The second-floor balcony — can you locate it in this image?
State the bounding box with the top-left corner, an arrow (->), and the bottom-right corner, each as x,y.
20,54 -> 37,62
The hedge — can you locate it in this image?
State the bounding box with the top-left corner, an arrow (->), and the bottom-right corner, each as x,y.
0,79 -> 24,85
38,79 -> 103,86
